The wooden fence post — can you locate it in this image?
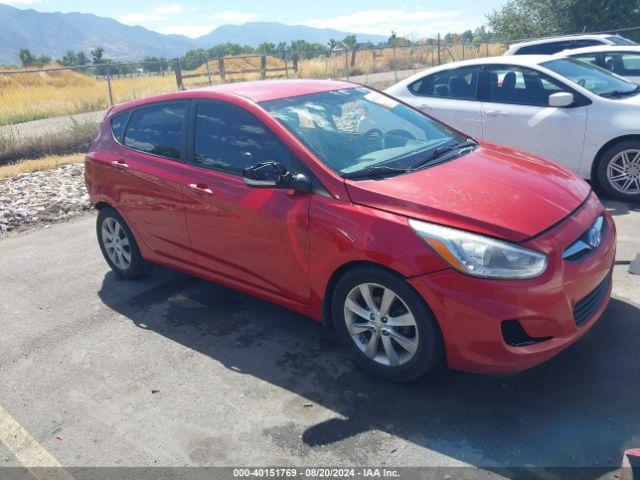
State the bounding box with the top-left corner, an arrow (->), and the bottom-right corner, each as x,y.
204,58 -> 212,86
174,58 -> 184,90
292,55 -> 298,78
260,55 -> 267,80
106,64 -> 114,105
437,33 -> 441,65
218,58 -> 226,83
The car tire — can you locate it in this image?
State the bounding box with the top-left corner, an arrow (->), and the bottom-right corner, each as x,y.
97,207 -> 152,280
331,265 -> 444,382
595,140 -> 640,202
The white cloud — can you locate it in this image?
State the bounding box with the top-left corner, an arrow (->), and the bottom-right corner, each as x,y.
0,0 -> 43,4
120,3 -> 183,26
210,11 -> 258,24
305,9 -> 468,38
156,24 -> 216,38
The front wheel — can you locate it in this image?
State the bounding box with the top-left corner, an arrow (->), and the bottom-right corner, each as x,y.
97,207 -> 152,280
331,266 -> 444,382
596,141 -> 640,202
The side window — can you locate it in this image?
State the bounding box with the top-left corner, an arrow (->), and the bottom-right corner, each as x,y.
487,65 -> 566,106
124,103 -> 186,160
194,101 -> 293,175
518,42 -> 567,55
110,112 -> 128,142
572,53 -> 601,68
603,53 -> 640,76
409,65 -> 480,100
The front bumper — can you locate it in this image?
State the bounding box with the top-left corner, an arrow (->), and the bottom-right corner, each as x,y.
408,193 -> 616,374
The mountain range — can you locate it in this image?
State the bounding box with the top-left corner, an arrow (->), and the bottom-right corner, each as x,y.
0,4 -> 387,65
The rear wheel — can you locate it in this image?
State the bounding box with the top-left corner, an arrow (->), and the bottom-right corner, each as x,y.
596,141 -> 640,202
331,266 -> 444,382
97,207 -> 152,280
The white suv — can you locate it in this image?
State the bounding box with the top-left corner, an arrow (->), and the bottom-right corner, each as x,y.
385,54 -> 640,201
504,34 -> 636,55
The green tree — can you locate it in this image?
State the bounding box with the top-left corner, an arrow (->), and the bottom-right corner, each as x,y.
487,0 -> 640,41
61,50 -> 78,66
91,47 -> 106,64
76,52 -> 90,66
342,34 -> 358,66
19,49 -> 35,67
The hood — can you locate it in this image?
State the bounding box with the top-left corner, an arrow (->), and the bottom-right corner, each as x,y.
345,143 -> 591,242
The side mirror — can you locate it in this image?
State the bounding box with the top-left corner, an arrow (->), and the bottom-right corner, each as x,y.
242,161 -> 312,193
549,92 -> 575,108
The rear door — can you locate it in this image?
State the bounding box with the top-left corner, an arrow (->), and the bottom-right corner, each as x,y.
112,101 -> 194,263
181,100 -> 311,305
394,65 -> 483,138
479,64 -> 588,172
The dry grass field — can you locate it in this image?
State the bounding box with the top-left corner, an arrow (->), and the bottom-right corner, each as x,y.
0,43 -> 506,127
0,153 -> 83,179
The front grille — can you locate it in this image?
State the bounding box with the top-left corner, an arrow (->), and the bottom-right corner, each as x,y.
563,215 -> 606,262
573,273 -> 611,327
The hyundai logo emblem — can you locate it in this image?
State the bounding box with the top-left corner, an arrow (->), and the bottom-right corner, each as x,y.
587,225 -> 602,249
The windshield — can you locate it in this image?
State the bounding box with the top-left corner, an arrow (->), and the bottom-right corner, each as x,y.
261,87 -> 468,177
542,57 -> 639,97
606,36 -> 637,46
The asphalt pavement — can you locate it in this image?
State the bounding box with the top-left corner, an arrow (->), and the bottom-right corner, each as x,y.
0,198 -> 638,478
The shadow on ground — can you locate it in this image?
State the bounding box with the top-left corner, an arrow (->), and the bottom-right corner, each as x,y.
98,267 -> 639,477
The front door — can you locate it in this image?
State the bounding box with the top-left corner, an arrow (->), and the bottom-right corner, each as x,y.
181,100 -> 311,305
480,64 -> 588,172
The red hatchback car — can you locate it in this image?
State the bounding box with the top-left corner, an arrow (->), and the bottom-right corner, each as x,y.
86,79 -> 616,381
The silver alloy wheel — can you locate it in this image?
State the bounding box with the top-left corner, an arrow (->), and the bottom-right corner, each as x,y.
607,149 -> 640,195
101,217 -> 132,270
344,283 -> 419,367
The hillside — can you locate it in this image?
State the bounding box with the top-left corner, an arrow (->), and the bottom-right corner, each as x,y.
0,5 -> 388,65
195,22 -> 387,48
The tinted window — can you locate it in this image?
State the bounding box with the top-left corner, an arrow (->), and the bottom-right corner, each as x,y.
409,65 -> 480,100
110,112 -> 128,141
124,103 -> 186,160
194,102 -> 292,175
487,65 -> 565,106
570,39 -> 603,49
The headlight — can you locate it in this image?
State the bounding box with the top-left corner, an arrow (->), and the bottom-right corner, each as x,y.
409,219 -> 548,279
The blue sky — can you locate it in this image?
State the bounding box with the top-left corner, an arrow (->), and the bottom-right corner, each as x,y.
1,0 -> 508,38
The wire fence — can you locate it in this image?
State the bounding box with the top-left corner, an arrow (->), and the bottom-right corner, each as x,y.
0,41 -> 507,133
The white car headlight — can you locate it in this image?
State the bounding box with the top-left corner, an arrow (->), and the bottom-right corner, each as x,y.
409,219 -> 548,279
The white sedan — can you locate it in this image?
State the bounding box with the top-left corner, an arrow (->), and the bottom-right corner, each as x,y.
563,45 -> 640,84
386,55 -> 640,201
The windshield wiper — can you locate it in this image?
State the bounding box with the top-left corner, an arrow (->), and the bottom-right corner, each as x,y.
603,86 -> 640,98
409,139 -> 478,170
342,165 -> 411,180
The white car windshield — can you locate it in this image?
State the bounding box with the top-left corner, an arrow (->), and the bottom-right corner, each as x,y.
542,58 -> 640,98
261,87 -> 471,179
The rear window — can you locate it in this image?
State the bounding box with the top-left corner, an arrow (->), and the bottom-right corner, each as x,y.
516,39 -> 602,55
110,112 -> 128,141
124,103 -> 187,160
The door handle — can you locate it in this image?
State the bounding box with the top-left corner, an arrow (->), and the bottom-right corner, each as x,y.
419,104 -> 432,110
111,159 -> 129,169
187,183 -> 214,195
485,110 -> 507,117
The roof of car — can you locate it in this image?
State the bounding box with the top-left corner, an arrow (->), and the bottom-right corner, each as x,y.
194,79 -> 357,102
508,34 -> 615,49
563,45 -> 640,55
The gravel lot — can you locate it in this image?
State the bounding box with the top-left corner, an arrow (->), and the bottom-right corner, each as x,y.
0,168 -> 638,477
0,162 -> 90,234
